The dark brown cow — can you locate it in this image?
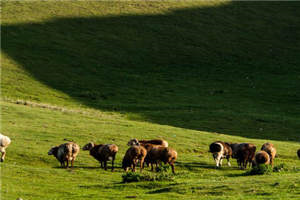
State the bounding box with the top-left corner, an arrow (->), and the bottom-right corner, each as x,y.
82,142 -> 118,171
231,143 -> 256,169
145,146 -> 177,174
122,145 -> 147,172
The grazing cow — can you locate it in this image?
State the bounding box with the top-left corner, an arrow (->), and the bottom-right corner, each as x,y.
82,142 -> 118,171
209,141 -> 232,167
261,143 -> 276,166
0,133 -> 11,162
297,149 -> 300,159
231,143 -> 256,169
145,146 -> 177,174
122,145 -> 147,172
48,142 -> 80,168
127,139 -> 168,147
253,151 -> 270,166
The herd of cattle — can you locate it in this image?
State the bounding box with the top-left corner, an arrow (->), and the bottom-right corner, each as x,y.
47,138 -> 177,173
209,141 -> 277,169
1,133 -> 300,173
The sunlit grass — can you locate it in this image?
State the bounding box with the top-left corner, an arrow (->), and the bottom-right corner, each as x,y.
1,0 -> 300,199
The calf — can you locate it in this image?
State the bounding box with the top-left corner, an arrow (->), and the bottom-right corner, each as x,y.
209,141 -> 232,167
253,151 -> 270,166
261,143 -> 276,166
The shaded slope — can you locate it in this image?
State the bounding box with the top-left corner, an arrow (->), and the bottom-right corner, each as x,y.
2,1 -> 300,141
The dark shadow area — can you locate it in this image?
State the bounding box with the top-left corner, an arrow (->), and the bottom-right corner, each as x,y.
67,166 -> 102,170
147,187 -> 173,194
2,1 -> 300,141
226,172 -> 249,177
176,161 -> 238,171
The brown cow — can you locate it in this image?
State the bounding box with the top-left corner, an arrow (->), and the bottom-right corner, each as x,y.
82,142 -> 118,171
127,139 -> 168,147
122,145 -> 147,172
261,143 -> 276,166
231,143 -> 256,169
253,151 -> 270,166
145,146 -> 177,174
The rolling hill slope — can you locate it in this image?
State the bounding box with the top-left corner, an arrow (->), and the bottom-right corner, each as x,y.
1,1 -> 300,199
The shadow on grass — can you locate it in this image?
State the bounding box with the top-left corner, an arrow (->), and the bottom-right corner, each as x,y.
147,187 -> 173,194
176,161 -> 238,171
67,166 -> 101,170
226,172 -> 249,178
2,1 -> 300,141
52,166 -> 98,170
52,165 -> 122,170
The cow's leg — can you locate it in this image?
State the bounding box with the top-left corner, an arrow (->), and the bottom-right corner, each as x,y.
140,158 -> 144,172
242,160 -> 246,169
215,153 -> 222,167
245,161 -> 248,169
270,158 -> 273,167
132,163 -> 136,172
170,162 -> 175,174
111,156 -> 115,172
104,161 -> 107,170
227,156 -> 231,166
238,158 -> 243,169
71,159 -> 74,168
0,151 -> 5,162
213,154 -> 218,167
220,157 -> 224,166
130,163 -> 133,171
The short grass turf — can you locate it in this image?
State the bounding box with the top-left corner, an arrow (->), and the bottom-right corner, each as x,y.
1,0 -> 300,200
1,101 -> 300,200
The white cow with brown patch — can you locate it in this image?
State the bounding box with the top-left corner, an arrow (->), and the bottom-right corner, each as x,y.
48,142 -> 80,168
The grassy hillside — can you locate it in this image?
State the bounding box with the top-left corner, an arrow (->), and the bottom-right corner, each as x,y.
2,0 -> 300,141
1,1 -> 300,199
1,101 -> 300,200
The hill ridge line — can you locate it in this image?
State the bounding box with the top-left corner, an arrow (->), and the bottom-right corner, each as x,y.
1,97 -> 121,119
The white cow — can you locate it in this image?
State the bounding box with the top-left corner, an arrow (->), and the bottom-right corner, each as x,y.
0,133 -> 11,162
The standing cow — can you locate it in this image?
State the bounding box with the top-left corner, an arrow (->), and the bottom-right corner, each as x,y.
0,133 -> 11,162
209,141 -> 232,167
230,143 -> 256,169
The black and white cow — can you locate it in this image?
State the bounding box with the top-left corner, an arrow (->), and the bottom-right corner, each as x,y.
209,141 -> 232,167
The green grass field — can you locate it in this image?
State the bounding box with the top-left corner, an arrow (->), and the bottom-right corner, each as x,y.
1,1 -> 300,199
